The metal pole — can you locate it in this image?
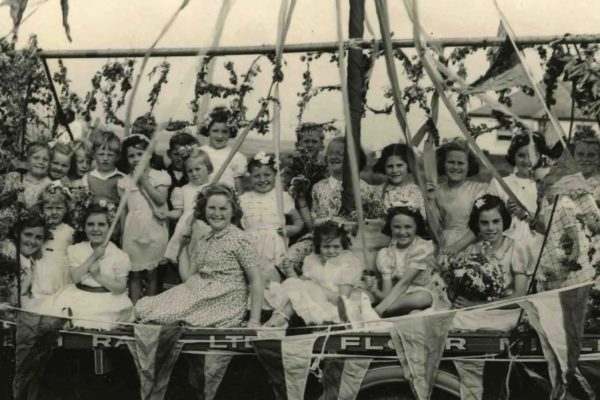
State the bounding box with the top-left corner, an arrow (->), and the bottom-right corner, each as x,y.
39,34 -> 600,59
41,58 -> 74,141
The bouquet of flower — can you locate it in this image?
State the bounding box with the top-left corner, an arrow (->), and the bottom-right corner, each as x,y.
68,185 -> 94,232
283,147 -> 328,199
442,243 -> 507,302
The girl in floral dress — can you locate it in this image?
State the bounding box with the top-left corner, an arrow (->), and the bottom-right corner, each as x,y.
430,139 -> 488,257
449,195 -> 537,332
240,152 -> 304,284
135,184 -> 264,328
118,135 -> 171,302
264,221 -> 363,327
48,203 -> 133,330
531,165 -> 598,291
368,206 -> 447,317
30,185 -> 74,305
198,107 -> 247,193
164,146 -> 211,263
310,137 -> 370,226
1,142 -> 52,209
370,143 -> 425,218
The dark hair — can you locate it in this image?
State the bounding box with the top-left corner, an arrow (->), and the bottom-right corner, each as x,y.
295,122 -> 326,143
505,133 -> 549,166
467,194 -> 512,235
169,131 -> 198,151
72,203 -> 112,243
312,221 -> 352,254
436,139 -> 480,177
381,206 -> 428,239
119,135 -> 152,173
194,183 -> 243,227
16,211 -> 48,255
247,153 -> 278,174
199,107 -> 238,138
132,113 -> 157,136
372,143 -> 413,175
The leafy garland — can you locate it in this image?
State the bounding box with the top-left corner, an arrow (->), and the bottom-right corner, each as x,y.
147,61 -> 170,114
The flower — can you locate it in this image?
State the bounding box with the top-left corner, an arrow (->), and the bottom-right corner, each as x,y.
176,144 -> 200,159
254,151 -> 270,164
474,198 -> 486,209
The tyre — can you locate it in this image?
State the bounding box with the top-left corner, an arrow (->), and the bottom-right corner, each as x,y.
358,362 -> 460,400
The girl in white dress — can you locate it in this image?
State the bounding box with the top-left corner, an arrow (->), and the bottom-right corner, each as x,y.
164,146 -> 211,263
118,134 -> 171,302
264,221 -> 363,326
198,106 -> 247,192
30,185 -> 74,303
240,152 -> 304,283
368,206 -> 448,317
49,203 -> 133,330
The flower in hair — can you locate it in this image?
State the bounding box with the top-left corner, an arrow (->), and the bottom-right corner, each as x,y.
254,151 -> 271,165
176,144 -> 199,159
128,133 -> 151,143
474,198 -> 486,209
46,184 -> 72,199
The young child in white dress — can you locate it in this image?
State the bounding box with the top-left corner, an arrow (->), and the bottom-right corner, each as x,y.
49,203 -> 133,330
164,146 -> 211,263
368,206 -> 448,317
240,152 -> 304,284
118,134 -> 171,303
199,106 -> 247,192
30,185 -> 74,302
264,221 -> 363,326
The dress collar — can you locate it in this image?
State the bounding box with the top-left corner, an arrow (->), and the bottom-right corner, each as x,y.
89,168 -> 124,181
201,225 -> 233,240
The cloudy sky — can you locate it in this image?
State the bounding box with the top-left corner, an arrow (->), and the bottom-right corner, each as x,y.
2,0 -> 600,152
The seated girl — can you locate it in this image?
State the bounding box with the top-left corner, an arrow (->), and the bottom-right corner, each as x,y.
368,206 -> 448,317
264,221 -> 363,327
48,203 -> 133,330
448,194 -> 537,332
135,184 -> 264,328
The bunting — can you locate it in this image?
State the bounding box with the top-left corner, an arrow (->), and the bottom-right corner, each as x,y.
390,312 -> 456,400
188,353 -> 233,400
13,311 -> 65,400
126,323 -> 184,400
252,336 -> 317,400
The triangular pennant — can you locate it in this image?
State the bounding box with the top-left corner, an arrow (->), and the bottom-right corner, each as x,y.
253,336 -> 317,400
520,285 -> 592,399
13,311 -> 66,400
390,312 -> 456,400
188,353 -> 233,400
453,360 -> 485,400
322,358 -> 372,400
126,323 -> 184,400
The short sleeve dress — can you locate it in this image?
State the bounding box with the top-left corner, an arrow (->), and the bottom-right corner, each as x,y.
240,189 -> 296,279
31,223 -> 74,298
47,241 -> 134,330
435,180 -> 488,248
118,169 -> 172,271
200,145 -> 247,189
277,251 -> 364,325
164,182 -> 209,262
376,236 -> 448,310
135,225 -> 260,327
311,177 -> 371,222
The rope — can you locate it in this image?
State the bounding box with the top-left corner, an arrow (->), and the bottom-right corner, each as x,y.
309,325 -> 332,379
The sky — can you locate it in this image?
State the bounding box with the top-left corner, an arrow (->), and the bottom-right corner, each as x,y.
2,0 -> 600,153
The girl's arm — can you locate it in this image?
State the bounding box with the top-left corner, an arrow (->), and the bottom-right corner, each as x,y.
139,173 -> 168,206
296,195 -> 314,230
178,244 -> 196,282
281,208 -> 305,238
70,245 -> 106,283
166,208 -> 184,221
374,268 -> 421,314
234,177 -> 244,195
91,271 -> 127,294
246,266 -> 264,326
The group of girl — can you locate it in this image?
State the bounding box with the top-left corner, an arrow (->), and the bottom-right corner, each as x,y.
3,105 -> 600,333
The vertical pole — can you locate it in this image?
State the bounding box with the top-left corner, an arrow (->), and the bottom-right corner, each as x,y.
42,58 -> 74,141
340,0 -> 365,215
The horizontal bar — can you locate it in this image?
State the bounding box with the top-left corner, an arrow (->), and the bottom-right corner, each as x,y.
40,34 -> 600,59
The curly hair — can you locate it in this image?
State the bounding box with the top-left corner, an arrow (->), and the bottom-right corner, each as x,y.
72,203 -> 115,244
183,147 -> 214,175
372,143 -> 413,175
198,106 -> 238,138
505,132 -> 548,166
169,131 -> 198,151
132,113 -> 157,136
312,220 -> 352,254
37,184 -> 72,225
119,134 -> 152,173
295,122 -> 327,143
467,194 -> 512,235
194,183 -> 243,227
436,139 -> 480,177
15,211 -> 49,255
247,152 -> 278,174
381,206 -> 429,239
